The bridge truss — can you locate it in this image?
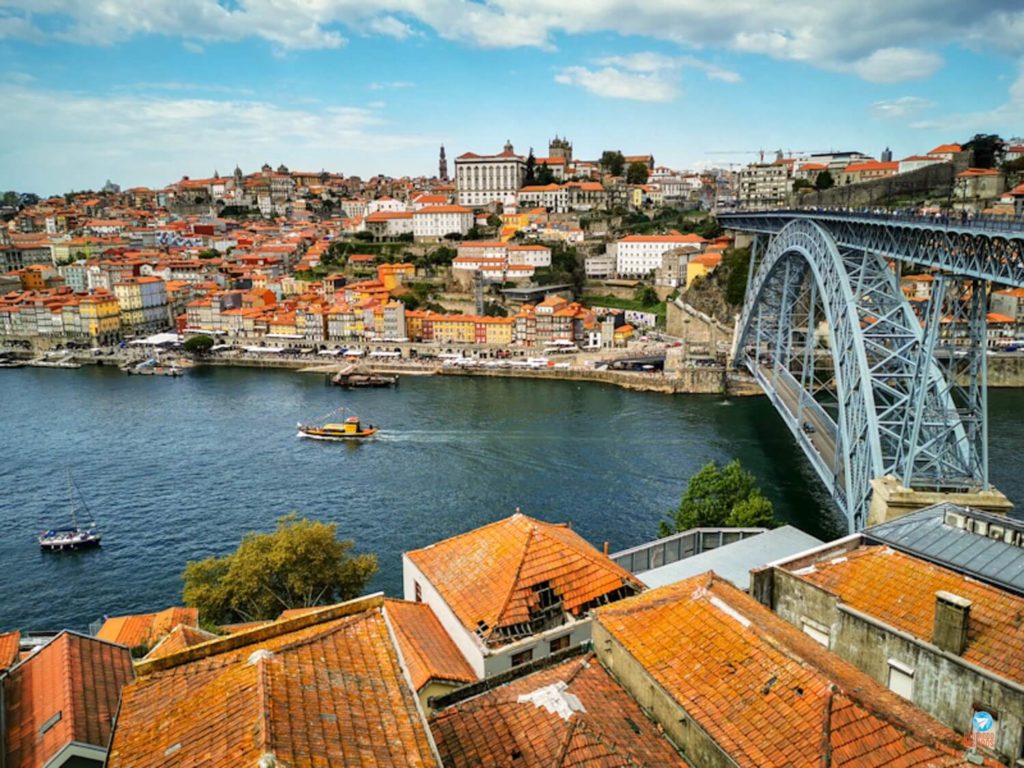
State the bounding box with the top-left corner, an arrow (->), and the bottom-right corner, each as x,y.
720,212 -> 1024,530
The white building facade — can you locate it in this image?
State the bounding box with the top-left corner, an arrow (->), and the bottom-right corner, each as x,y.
614,234 -> 706,277
412,205 -> 474,241
455,142 -> 527,208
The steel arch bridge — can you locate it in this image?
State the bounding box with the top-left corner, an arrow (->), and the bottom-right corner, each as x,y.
718,210 -> 1024,531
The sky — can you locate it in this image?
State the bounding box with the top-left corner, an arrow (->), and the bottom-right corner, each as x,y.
2,1 -> 1024,195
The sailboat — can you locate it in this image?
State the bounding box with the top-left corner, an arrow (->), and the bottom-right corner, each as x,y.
38,470 -> 102,552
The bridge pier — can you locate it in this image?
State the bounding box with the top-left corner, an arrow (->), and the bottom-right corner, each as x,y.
867,476 -> 1013,527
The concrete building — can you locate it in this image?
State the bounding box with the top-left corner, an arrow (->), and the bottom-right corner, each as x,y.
454,142 -> 527,208
412,205 -> 474,242
113,276 -> 168,333
614,232 -> 706,277
584,252 -> 616,279
737,158 -> 793,208
402,512 -> 642,680
365,211 -> 413,239
516,184 -> 568,213
751,503 -> 1024,765
593,572 -> 1001,768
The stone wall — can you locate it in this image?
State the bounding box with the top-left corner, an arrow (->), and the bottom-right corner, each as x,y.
766,567 -> 1024,763
795,163 -> 956,209
665,299 -> 732,349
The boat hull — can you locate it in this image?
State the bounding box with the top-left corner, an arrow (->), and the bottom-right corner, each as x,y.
39,533 -> 102,551
297,427 -> 378,441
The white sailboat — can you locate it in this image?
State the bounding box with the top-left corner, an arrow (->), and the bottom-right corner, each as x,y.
38,470 -> 102,552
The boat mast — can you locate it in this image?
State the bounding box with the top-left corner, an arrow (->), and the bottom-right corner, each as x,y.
66,468 -> 79,528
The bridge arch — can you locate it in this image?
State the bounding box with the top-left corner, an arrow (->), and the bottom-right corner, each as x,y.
734,219 -> 977,530
735,220 -> 883,529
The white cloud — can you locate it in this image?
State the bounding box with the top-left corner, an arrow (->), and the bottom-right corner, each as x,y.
555,66 -> 679,102
0,84 -> 431,193
870,96 -> 935,120
368,80 -> 415,91
182,40 -> 204,54
597,53 -> 742,83
3,1 -> 1024,83
851,47 -> 942,83
911,63 -> 1024,132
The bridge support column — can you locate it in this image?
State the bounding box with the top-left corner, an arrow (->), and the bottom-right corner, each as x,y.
867,476 -> 1013,527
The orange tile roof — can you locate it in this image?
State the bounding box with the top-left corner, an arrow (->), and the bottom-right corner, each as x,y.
4,631 -> 134,768
844,160 -> 898,173
929,143 -> 962,154
143,624 -> 219,661
596,573 -> 987,768
430,653 -> 687,767
414,205 -> 473,215
791,545 -> 1024,686
406,512 -> 643,647
107,598 -> 439,768
0,630 -> 20,671
384,599 -> 476,690
95,606 -> 199,649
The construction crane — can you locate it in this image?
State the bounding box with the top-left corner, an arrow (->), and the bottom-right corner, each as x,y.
705,149 -> 832,163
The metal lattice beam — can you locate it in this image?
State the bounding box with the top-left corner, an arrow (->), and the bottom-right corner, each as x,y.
732,217 -> 990,530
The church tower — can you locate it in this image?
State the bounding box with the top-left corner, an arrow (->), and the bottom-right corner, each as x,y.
439,145 -> 448,181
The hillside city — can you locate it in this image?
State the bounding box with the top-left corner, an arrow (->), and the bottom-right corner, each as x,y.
5,137 -> 1024,366
4,135 -> 1024,768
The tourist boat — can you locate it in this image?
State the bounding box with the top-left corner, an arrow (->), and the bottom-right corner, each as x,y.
39,470 -> 102,552
297,414 -> 379,441
331,371 -> 399,388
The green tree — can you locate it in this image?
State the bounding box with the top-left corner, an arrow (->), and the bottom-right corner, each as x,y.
1,191 -> 19,207
792,178 -> 814,192
962,133 -> 1005,169
815,170 -> 835,190
183,335 -> 215,355
600,150 -> 626,177
626,162 -> 649,185
722,246 -> 751,306
486,213 -> 502,229
525,149 -> 537,184
659,459 -> 775,536
634,284 -> 658,306
536,164 -> 555,185
182,514 -> 378,623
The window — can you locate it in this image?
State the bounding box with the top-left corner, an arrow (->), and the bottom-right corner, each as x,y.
801,618 -> 830,648
549,635 -> 571,654
510,648 -> 533,668
887,659 -> 915,700
414,581 -> 421,603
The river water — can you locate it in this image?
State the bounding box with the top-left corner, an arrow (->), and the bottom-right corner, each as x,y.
2,366 -> 1022,631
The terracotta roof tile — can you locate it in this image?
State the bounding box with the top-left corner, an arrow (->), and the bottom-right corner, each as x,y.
0,630 -> 20,671
4,631 -> 134,768
595,573 -> 990,768
430,653 -> 687,767
384,599 -> 475,690
143,623 -> 219,661
95,606 -> 199,649
789,545 -> 1024,686
406,513 -> 643,647
107,598 -> 439,767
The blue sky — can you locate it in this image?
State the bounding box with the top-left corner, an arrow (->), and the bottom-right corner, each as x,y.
2,1 -> 1024,195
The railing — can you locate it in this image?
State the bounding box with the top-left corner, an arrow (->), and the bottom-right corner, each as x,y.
720,208 -> 1024,236
610,527 -> 767,574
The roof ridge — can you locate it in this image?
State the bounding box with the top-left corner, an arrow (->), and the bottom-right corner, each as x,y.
490,520 -> 537,637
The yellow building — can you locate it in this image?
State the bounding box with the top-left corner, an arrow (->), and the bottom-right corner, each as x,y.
377,262 -> 415,291
481,317 -> 513,345
79,290 -> 121,343
430,314 -> 475,344
685,253 -> 722,288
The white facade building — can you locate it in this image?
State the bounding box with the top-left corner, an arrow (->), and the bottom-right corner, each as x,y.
367,196 -> 407,215
412,205 -> 474,241
614,233 -> 706,277
516,184 -> 568,213
455,141 -> 527,208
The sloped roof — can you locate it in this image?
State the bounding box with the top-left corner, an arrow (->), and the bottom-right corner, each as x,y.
143,623 -> 219,661
384,599 -> 476,690
107,597 -> 439,768
4,631 -> 134,768
95,606 -> 199,649
430,653 -> 687,767
406,513 -> 643,646
595,573 -> 989,768
0,630 -> 20,671
789,545 -> 1024,686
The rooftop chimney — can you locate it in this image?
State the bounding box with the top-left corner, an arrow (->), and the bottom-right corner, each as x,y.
932,591 -> 972,655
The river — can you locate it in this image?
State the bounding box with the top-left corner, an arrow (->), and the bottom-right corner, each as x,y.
2,366 -> 1022,631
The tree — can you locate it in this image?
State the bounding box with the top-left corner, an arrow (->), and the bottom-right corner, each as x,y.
525,149 -> 537,184
815,170 -> 835,190
626,162 -> 649,185
634,284 -> 658,306
962,133 -> 1005,169
536,164 -> 555,185
486,213 -> 502,229
183,335 -> 215,355
600,150 -> 626,177
1,191 -> 19,207
792,178 -> 814,192
182,514 -> 378,623
659,459 -> 775,536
